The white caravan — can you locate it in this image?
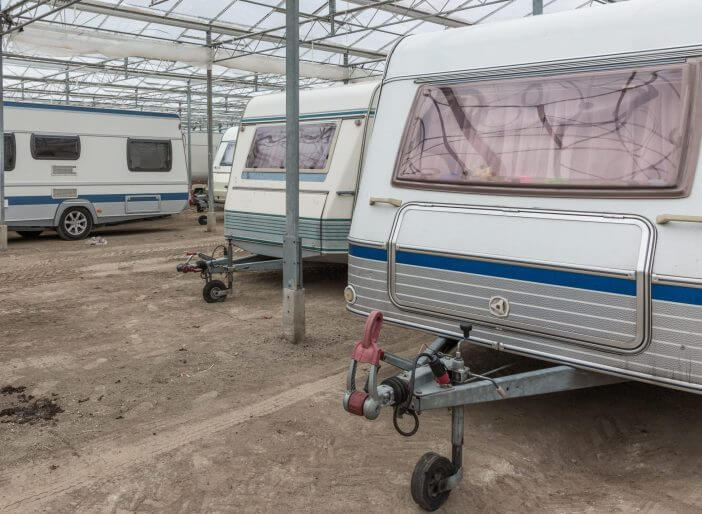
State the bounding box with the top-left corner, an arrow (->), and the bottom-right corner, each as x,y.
4,102 -> 188,240
224,81 -> 378,260
212,126 -> 238,203
343,1 -> 702,509
348,0 -> 702,395
187,130 -> 223,194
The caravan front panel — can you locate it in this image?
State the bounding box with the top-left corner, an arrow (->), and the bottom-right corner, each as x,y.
224,82 -> 378,260
347,0 -> 702,393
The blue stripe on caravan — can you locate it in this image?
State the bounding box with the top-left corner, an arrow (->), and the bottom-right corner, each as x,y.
4,101 -> 179,119
8,193 -> 188,205
349,244 -> 388,262
396,250 -> 636,296
241,171 -> 327,182
652,284 -> 702,306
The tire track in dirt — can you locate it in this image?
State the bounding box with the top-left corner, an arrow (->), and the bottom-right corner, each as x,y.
0,371 -> 344,512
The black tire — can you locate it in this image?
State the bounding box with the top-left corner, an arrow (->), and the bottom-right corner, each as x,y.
203,280 -> 228,303
57,207 -> 93,241
16,230 -> 43,239
411,452 -> 454,511
198,215 -> 208,226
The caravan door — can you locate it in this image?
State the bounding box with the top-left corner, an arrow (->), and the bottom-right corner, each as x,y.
388,204 -> 654,351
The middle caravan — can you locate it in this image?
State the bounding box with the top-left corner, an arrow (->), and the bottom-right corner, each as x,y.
178,81 -> 378,302
224,81 -> 379,261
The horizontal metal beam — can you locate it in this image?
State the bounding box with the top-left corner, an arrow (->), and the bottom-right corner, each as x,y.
73,0 -> 385,60
344,0 -> 470,28
3,52 -> 284,91
3,74 -> 251,100
412,365 -> 626,411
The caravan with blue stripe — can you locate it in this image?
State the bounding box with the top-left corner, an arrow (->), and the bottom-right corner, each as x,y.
343,0 -> 702,396
3,101 -> 189,240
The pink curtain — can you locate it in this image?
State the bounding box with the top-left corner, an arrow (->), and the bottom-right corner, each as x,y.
245,122 -> 337,170
397,67 -> 686,188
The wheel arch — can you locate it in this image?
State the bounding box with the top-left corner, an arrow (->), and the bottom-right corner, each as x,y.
52,200 -> 99,227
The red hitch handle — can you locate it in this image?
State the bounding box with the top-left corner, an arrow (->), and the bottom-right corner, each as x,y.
351,310 -> 384,366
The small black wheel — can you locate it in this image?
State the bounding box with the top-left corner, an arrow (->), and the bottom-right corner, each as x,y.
16,230 -> 43,239
411,452 -> 454,511
203,280 -> 228,303
198,215 -> 208,226
57,207 -> 93,240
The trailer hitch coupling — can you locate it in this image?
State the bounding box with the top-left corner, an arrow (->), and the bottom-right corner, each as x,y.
343,310 -> 385,420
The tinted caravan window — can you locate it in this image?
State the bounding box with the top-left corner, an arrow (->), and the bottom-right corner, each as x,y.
394,64 -> 695,196
127,139 -> 172,172
219,142 -> 236,167
4,133 -> 15,171
244,122 -> 337,171
31,134 -> 81,160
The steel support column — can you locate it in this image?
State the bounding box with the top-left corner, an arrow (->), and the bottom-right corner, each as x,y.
186,79 -> 193,192
0,31 -> 6,251
205,30 -> 216,232
533,0 -> 543,15
282,0 -> 304,343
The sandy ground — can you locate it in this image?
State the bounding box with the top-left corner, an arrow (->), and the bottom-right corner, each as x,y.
1,210 -> 702,513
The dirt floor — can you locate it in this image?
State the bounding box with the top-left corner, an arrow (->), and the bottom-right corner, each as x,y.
1,210 -> 702,513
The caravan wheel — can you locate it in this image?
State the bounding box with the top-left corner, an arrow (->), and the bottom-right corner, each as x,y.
58,208 -> 93,241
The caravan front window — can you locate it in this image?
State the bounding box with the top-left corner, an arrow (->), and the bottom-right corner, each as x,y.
244,122 -> 337,171
395,65 -> 698,196
4,134 -> 15,171
31,134 -> 80,160
127,139 -> 172,172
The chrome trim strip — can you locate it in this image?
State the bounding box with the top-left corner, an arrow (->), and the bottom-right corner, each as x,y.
383,45 -> 702,86
347,237 -> 386,249
385,202 -> 655,354
652,274 -> 702,288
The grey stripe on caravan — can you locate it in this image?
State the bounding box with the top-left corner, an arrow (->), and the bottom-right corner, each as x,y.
7,181 -> 189,187
346,302 -> 702,394
383,45 -> 702,85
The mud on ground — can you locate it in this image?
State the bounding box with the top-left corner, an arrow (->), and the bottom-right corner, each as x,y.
1,210 -> 702,513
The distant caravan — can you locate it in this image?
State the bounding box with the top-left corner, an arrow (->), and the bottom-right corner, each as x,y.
212,126 -> 238,203
187,130 -> 223,195
4,102 -> 188,240
177,81 -> 379,303
341,0 -> 702,510
224,81 -> 379,261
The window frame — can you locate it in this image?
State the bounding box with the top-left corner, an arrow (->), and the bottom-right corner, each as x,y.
242,120 -> 340,174
4,133 -> 16,171
126,138 -> 173,173
218,141 -> 236,167
391,61 -> 702,198
30,133 -> 81,161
